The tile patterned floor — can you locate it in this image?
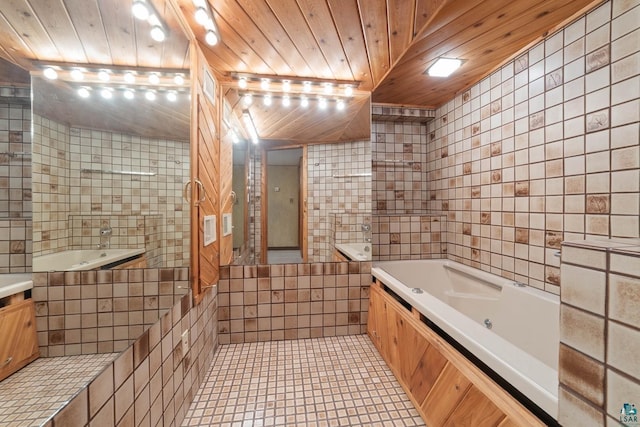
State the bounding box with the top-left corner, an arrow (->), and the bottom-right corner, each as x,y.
182,335 -> 425,427
0,353 -> 118,427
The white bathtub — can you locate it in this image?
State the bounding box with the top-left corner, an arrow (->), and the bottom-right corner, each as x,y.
335,242 -> 372,261
372,259 -> 559,419
0,273 -> 33,299
33,248 -> 145,272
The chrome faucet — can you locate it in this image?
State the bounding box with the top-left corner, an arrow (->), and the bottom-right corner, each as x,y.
361,223 -> 372,243
98,224 -> 112,249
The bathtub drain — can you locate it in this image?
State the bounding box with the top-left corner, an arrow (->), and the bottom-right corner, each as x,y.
483,318 -> 493,329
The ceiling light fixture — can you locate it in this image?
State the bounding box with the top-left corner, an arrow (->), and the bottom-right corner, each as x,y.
282,95 -> 290,107
282,80 -> 291,92
124,89 -> 135,100
336,99 -> 345,111
242,110 -> 259,144
98,70 -> 110,82
192,0 -> 221,47
100,88 -> 113,99
124,72 -> 136,83
148,73 -> 160,85
427,57 -> 463,77
174,74 -> 185,85
344,85 -> 353,96
43,67 -> 58,80
238,77 -> 248,89
77,87 -> 90,98
132,0 -> 150,20
150,25 -> 166,42
260,79 -> 270,90
300,96 -> 309,108
323,83 -> 333,94
70,69 -> 84,81
303,81 -> 312,92
263,94 -> 272,106
145,90 -> 157,101
166,91 -> 177,102
243,93 -> 252,106
318,97 -> 327,109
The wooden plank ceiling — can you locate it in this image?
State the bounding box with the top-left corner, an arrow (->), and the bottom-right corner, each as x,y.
0,0 -> 603,142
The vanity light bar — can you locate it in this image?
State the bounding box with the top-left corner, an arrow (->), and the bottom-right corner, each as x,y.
35,64 -> 190,88
72,85 -> 189,102
131,0 -> 167,42
239,92 -> 348,111
192,0 -> 221,46
242,110 -> 259,144
232,74 -> 357,98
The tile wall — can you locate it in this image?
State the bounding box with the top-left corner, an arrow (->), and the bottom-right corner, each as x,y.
373,215 -> 446,260
329,212 -> 372,249
32,114 -> 190,267
559,239 -> 640,426
217,262 -> 372,344
307,141 -> 371,262
43,286 -> 218,427
32,267 -> 189,356
424,0 -> 640,292
0,85 -> 32,272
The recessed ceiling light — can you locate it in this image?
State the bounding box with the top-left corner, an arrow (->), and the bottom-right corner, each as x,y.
323,83 -> 333,94
100,88 -> 113,99
243,93 -> 252,106
344,85 -> 353,96
427,58 -> 462,77
263,95 -> 272,106
167,91 -> 177,102
260,79 -> 270,90
282,80 -> 291,92
43,67 -> 58,80
303,81 -> 312,92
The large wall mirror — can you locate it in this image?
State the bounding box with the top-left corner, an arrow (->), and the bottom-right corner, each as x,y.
223,86 -> 372,265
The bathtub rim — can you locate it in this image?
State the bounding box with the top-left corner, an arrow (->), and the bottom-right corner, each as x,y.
0,273 -> 33,299
32,248 -> 145,272
334,242 -> 372,261
371,259 -> 559,420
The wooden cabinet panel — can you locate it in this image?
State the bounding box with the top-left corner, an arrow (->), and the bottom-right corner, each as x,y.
444,385 -> 507,427
366,280 -> 545,427
0,299 -> 39,381
421,362 -> 472,427
408,342 -> 448,404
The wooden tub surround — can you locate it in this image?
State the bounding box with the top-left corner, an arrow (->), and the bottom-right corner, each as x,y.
367,281 -> 546,427
0,292 -> 39,381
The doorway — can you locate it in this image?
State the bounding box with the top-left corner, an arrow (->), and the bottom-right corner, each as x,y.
262,147 -> 307,264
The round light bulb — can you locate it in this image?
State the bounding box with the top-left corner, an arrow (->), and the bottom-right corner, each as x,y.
100,89 -> 113,99
145,91 -> 156,101
323,83 -> 333,94
238,77 -> 247,89
303,81 -> 312,92
124,89 -> 135,100
167,91 -> 177,102
98,70 -> 110,82
124,72 -> 136,83
70,69 -> 84,81
282,95 -> 290,107
205,30 -> 218,46
194,7 -> 209,25
150,26 -> 165,42
318,97 -> 327,109
77,87 -> 90,98
148,73 -> 160,85
260,79 -> 270,90
336,99 -> 345,111
43,67 -> 58,80
300,96 -> 309,108
174,74 -> 185,85
131,0 -> 150,20
344,85 -> 353,96
282,80 -> 291,92
263,95 -> 272,106
243,93 -> 252,105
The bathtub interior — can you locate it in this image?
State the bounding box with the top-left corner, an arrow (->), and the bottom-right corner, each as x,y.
372,259 -> 560,419
33,248 -> 145,271
334,242 -> 372,261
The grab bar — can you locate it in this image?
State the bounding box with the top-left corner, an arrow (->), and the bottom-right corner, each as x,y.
332,173 -> 372,178
81,168 -> 156,176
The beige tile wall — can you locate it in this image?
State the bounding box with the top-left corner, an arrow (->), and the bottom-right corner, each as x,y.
217,262 -> 372,344
0,219 -> 32,273
425,0 -> 640,293
307,141 -> 371,262
32,114 -> 190,267
373,215 -> 446,260
42,286 -> 218,427
0,86 -> 31,220
32,267 -> 189,356
559,239 -> 640,427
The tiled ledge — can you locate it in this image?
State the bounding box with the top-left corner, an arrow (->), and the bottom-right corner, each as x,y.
372,103 -> 436,123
